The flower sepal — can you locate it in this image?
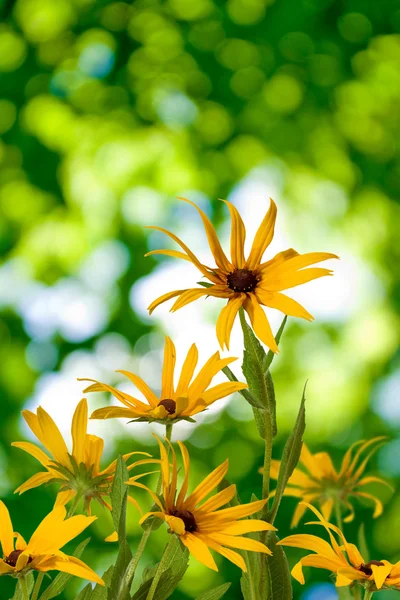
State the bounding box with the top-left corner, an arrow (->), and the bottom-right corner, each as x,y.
127,415 -> 197,426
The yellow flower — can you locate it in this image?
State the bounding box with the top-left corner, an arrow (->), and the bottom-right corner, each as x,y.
12,398 -> 155,513
130,435 -> 275,572
0,500 -> 103,584
266,437 -> 391,527
146,198 -> 338,351
279,502 -> 400,591
81,337 -> 247,423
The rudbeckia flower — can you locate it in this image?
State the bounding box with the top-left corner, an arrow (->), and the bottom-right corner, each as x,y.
0,501 -> 103,584
12,398 -> 156,513
81,337 -> 247,424
266,437 -> 391,527
146,198 -> 338,351
279,502 -> 400,591
130,435 -> 275,572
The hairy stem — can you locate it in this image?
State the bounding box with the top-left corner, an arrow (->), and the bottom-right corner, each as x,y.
125,423 -> 173,591
363,588 -> 374,600
19,576 -> 30,600
146,536 -> 175,600
31,572 -> 44,600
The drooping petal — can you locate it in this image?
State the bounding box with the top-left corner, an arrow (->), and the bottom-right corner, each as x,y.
356,476 -> 393,491
71,398 -> 88,466
216,295 -> 245,350
220,200 -> 246,269
37,555 -> 104,585
15,471 -> 55,495
171,286 -> 233,313
278,533 -> 341,560
148,289 -> 186,315
180,532 -> 218,571
247,199 -> 277,269
353,491 -> 383,518
243,294 -> 279,353
0,501 -> 14,557
256,289 -> 314,321
178,197 -> 232,272
11,441 -> 51,468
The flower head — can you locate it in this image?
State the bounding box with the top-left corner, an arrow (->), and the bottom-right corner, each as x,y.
81,337 -> 247,424
279,502 -> 400,591
0,501 -> 103,584
12,398 -> 155,513
130,435 -> 275,572
267,437 -> 391,527
146,198 -> 338,351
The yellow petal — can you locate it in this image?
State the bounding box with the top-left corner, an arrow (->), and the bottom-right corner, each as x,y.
176,344 -> 198,396
202,498 -> 267,524
353,491 -> 383,518
178,197 -> 232,272
84,434 -> 104,475
55,490 -> 76,507
320,498 -> 334,522
201,382 -> 248,406
37,555 -> 104,585
165,515 -> 185,535
219,520 -> 276,535
247,198 -> 277,269
199,485 -> 237,513
243,294 -> 279,353
176,441 -> 191,507
263,267 -> 334,292
357,475 -> 393,491
105,531 -> 118,543
0,500 -> 14,557
185,460 -> 229,510
117,370 -> 159,407
71,398 -> 88,466
220,199 -> 246,269
14,532 -> 27,551
11,441 -> 51,468
208,532 -> 272,555
200,534 -> 247,571
161,337 -> 176,399
15,471 -> 54,495
278,533 -> 340,560
0,559 -> 14,574
256,289 -> 314,321
90,406 -> 138,420
145,225 -> 222,281
188,352 -> 234,399
148,289 -> 187,315
291,502 -> 308,528
216,295 -> 245,350
145,249 -> 192,261
262,251 -> 338,278
180,532 -> 218,571
37,407 -> 70,467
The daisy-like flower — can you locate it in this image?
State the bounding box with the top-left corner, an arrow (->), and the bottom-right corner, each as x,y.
0,500 -> 103,584
279,502 -> 400,592
12,398 -> 156,513
266,437 -> 391,527
130,435 -> 275,572
146,197 -> 338,351
80,337 -> 247,424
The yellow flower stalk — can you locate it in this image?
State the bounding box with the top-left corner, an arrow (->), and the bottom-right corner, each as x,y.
12,398 -> 156,513
130,435 -> 275,572
279,502 -> 400,591
146,197 -> 338,351
81,337 -> 247,423
266,437 -> 391,527
0,500 -> 103,584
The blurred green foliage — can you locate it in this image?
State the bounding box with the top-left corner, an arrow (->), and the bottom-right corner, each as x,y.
1,0 -> 400,598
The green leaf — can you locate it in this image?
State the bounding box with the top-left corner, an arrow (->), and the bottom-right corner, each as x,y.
197,281 -> 214,288
11,574 -> 35,600
107,455 -> 133,600
240,537 -> 263,600
91,566 -> 114,600
263,532 -> 292,600
132,536 -> 189,600
194,582 -> 232,600
263,317 -> 287,372
75,585 -> 92,600
39,538 -> 90,600
267,383 -> 307,524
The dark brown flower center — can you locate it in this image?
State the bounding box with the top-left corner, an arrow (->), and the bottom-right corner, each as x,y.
227,269 -> 259,293
5,550 -> 32,567
172,509 -> 197,532
158,399 -> 176,415
359,560 -> 385,576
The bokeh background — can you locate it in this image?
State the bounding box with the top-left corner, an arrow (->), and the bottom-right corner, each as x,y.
1,0 -> 400,598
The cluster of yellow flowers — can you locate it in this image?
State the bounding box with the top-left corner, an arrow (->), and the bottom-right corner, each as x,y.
2,199 -> 395,600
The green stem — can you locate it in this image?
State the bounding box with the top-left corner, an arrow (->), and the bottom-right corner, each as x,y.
261,412 -> 273,520
19,576 -> 30,600
125,424 -> 174,592
363,588 -> 374,600
146,536 -> 175,600
334,496 -> 344,531
31,572 -> 44,600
